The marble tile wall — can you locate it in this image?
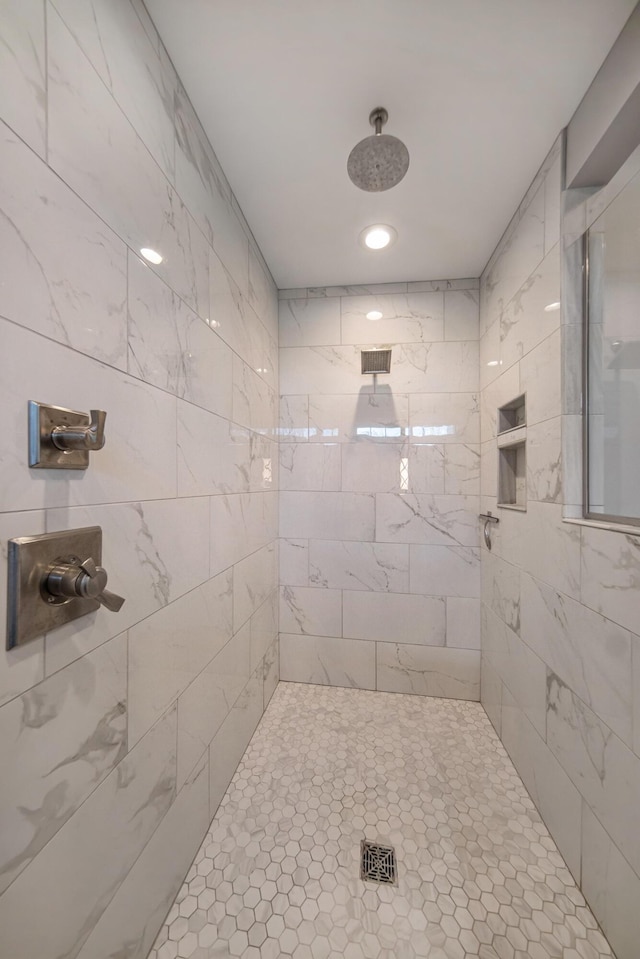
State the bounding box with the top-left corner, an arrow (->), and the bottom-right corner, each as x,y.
0,2 -> 278,957
279,280 -> 481,699
480,132 -> 640,959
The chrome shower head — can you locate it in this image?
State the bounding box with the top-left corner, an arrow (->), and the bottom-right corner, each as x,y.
347,108 -> 410,193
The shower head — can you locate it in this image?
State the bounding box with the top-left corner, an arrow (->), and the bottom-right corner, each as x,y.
361,348 -> 392,374
347,108 -> 410,193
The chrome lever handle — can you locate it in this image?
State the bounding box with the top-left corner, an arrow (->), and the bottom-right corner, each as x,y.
51,409 -> 106,452
98,588 -> 125,612
43,555 -> 125,613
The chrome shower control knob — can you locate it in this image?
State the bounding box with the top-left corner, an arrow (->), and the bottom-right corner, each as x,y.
43,556 -> 125,612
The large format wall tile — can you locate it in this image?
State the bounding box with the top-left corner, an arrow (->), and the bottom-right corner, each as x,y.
76,753 -> 209,959
340,292 -> 444,345
0,635 -> 127,894
47,8 -> 209,317
376,644 -> 480,699
310,540 -> 409,592
45,497 -> 210,673
546,673 -> 640,877
0,2 -> 278,955
343,591 -> 446,646
279,283 -> 480,698
50,0 -> 177,182
279,634 -> 375,690
481,135 -> 640,955
0,123 -> 128,368
0,0 -> 46,156
128,571 -> 233,747
0,320 -> 178,513
0,707 -> 177,959
128,252 -> 232,418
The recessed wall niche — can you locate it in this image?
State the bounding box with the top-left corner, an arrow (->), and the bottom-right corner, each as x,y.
497,394 -> 527,510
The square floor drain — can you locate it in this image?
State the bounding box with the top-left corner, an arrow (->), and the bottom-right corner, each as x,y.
360,840 -> 397,884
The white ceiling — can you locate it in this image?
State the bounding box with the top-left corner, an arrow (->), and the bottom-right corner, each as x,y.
146,0 -> 636,289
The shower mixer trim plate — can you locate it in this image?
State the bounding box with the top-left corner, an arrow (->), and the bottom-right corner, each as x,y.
6,526 -> 124,649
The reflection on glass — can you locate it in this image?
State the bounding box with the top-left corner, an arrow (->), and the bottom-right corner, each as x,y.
586,167 -> 640,523
410,425 -> 455,437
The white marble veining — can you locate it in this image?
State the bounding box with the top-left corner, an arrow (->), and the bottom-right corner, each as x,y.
279,538 -> 310,587
309,540 -> 409,593
51,0 -> 177,182
499,245 -> 560,371
377,644 -> 480,699
0,635 -> 127,894
546,672 -> 640,877
482,606 -> 547,738
519,329 -> 562,427
521,572 -> 633,746
176,626 -> 250,789
44,497 -> 210,674
0,706 -> 177,959
482,133 -> 640,959
280,635 -> 375,689
375,493 -> 479,547
444,289 -> 479,341
279,585 -> 342,638
76,753 -> 209,959
481,181 -> 545,332
580,525 -> 640,635
526,416 -> 562,503
0,0 -> 46,157
0,123 -> 128,367
48,8 -> 209,317
128,253 -> 232,417
233,543 -> 277,631
1,317 -> 178,513
341,291 -> 444,345
279,443 -> 341,492
209,492 -> 277,576
0,3 -> 279,955
581,803 -> 640,959
279,296 -> 341,347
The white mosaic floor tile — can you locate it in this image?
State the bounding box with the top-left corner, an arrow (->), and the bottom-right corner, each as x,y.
148,682 -> 615,959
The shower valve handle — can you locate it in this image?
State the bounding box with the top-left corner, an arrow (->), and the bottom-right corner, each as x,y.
43,555 -> 125,612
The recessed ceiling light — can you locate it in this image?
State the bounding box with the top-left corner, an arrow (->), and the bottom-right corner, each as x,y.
140,247 -> 163,265
360,224 -> 397,250
366,310 -> 383,321
487,360 -> 500,367
544,301 -> 560,312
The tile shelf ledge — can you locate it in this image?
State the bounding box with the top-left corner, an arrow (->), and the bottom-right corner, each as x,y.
562,515 -> 640,537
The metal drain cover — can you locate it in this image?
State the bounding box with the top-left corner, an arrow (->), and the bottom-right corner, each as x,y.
360,840 -> 397,884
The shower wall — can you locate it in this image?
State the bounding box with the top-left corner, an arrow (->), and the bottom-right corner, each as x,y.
0,2 -> 278,957
278,282 -> 481,697
480,135 -> 640,959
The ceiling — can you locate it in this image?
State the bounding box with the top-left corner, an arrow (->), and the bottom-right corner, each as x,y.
146,0 -> 636,289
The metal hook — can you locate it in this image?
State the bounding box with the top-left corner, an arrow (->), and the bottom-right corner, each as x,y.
479,512 -> 499,550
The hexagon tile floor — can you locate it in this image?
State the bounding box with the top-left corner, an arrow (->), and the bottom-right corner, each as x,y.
149,682 -> 615,959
